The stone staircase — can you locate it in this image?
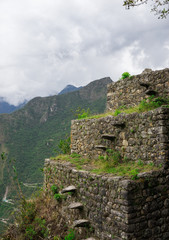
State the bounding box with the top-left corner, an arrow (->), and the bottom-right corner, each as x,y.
61,185 -> 97,240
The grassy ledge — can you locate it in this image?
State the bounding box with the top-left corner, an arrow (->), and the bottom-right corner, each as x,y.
51,152 -> 162,180
77,96 -> 169,120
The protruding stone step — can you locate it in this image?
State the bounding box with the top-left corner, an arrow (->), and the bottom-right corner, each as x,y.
139,82 -> 150,88
72,219 -> 90,228
61,185 -> 76,194
101,134 -> 116,141
145,89 -> 157,96
95,145 -> 107,150
68,202 -> 83,210
82,238 -> 96,240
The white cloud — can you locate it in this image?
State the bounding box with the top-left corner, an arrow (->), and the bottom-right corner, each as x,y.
0,0 -> 169,105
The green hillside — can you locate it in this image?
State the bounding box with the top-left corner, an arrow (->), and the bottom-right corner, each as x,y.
0,77 -> 112,235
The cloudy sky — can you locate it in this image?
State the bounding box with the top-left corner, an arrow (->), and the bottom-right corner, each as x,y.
0,0 -> 169,105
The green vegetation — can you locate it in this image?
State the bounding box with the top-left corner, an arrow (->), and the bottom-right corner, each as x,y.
0,201 -> 14,234
53,229 -> 76,240
50,185 -> 66,202
53,152 -> 161,180
0,78 -> 110,235
0,153 -> 48,240
52,153 -> 90,170
114,109 -> 121,116
73,107 -> 91,119
14,199 -> 49,240
64,229 -> 75,240
1,190 -> 78,240
51,185 -> 59,194
1,76 -> 168,237
80,95 -> 169,120
0,153 -> 77,240
0,78 -> 108,187
58,136 -> 71,154
120,72 -> 131,79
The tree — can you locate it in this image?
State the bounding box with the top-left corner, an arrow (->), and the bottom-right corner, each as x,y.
123,0 -> 169,18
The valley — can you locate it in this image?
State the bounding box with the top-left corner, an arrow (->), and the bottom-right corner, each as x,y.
0,77 -> 112,236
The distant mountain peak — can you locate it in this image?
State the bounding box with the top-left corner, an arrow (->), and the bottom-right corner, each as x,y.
58,84 -> 82,95
0,99 -> 27,114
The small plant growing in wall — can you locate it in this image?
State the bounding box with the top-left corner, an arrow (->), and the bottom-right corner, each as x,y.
51,184 -> 59,194
114,109 -> 121,116
51,184 -> 66,201
72,107 -> 91,119
120,72 -> 131,79
64,229 -> 75,240
53,229 -> 76,240
130,128 -> 135,133
54,193 -> 64,201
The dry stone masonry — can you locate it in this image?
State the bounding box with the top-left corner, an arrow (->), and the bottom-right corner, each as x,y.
107,68 -> 169,111
44,68 -> 169,240
71,107 -> 169,167
44,160 -> 169,240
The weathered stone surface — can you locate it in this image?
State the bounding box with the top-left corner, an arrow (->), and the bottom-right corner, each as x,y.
61,185 -> 76,193
107,68 -> 169,111
82,238 -> 96,240
71,107 -> 169,167
44,159 -> 169,240
72,219 -> 90,227
68,202 -> 83,209
43,68 -> 169,240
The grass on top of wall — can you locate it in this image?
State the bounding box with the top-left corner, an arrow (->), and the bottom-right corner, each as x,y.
78,96 -> 169,120
51,152 -> 161,180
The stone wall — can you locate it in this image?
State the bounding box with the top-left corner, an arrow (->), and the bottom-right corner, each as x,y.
107,68 -> 169,111
44,68 -> 169,239
71,107 -> 169,167
44,159 -> 169,240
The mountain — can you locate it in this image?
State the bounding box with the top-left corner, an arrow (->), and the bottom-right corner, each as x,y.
0,98 -> 26,114
58,84 -> 82,95
0,77 -> 112,235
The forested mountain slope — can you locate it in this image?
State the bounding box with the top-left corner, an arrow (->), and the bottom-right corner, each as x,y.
0,77 -> 112,200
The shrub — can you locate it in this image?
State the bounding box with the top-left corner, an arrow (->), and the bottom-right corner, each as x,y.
58,136 -> 71,154
121,72 -> 131,79
24,217 -> 48,240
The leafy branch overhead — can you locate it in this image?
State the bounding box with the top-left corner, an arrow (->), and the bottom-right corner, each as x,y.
123,0 -> 169,18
